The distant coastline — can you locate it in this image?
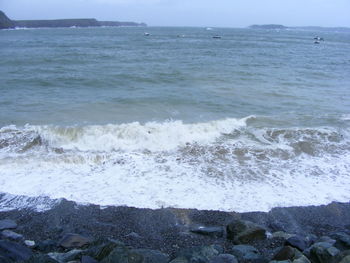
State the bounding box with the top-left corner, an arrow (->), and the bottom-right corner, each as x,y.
0,10 -> 146,29
249,23 -> 350,32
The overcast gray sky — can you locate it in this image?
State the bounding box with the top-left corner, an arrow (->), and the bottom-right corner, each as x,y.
1,0 -> 350,27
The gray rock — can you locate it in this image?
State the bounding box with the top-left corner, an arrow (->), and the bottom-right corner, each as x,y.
231,244 -> 266,262
0,219 -> 17,230
273,246 -> 296,261
82,255 -> 98,263
340,255 -> 350,263
190,226 -> 224,238
317,236 -> 336,245
227,220 -> 266,244
25,254 -> 59,263
309,242 -> 341,263
48,249 -> 83,263
331,232 -> 350,250
285,236 -> 307,251
37,239 -> 58,252
209,254 -> 238,263
170,245 -> 221,263
85,240 -> 124,261
292,254 -> 311,263
1,229 -> 23,241
0,240 -> 33,262
59,233 -> 92,248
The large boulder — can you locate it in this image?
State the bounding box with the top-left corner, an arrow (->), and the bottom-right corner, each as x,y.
0,240 -> 33,262
227,220 -> 266,244
0,219 -> 17,230
331,232 -> 350,250
272,246 -> 311,263
308,242 -> 341,263
231,244 -> 267,262
58,233 -> 92,248
285,236 -> 307,251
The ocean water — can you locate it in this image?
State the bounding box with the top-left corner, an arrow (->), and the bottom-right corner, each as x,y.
0,26 -> 349,212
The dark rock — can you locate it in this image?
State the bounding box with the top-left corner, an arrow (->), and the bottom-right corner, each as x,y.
0,219 -> 17,230
340,255 -> 350,263
36,239 -> 58,252
86,240 -> 122,261
190,226 -> 224,238
227,220 -> 266,244
171,245 -> 221,263
331,232 -> 350,250
25,254 -> 58,263
82,255 -> 99,263
0,240 -> 33,261
272,246 -> 310,262
59,233 -> 92,248
309,242 -> 341,263
209,254 -> 238,263
285,236 -> 307,251
273,246 -> 295,261
231,244 -> 267,262
1,229 -> 23,241
48,249 -> 83,262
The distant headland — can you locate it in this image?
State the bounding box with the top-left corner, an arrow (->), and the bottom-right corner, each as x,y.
0,10 -> 146,29
249,24 -> 350,32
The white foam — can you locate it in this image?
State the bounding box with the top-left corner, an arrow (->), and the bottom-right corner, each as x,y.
31,118 -> 249,152
0,118 -> 349,212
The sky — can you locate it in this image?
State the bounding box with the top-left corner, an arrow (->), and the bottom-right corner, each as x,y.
1,0 -> 350,28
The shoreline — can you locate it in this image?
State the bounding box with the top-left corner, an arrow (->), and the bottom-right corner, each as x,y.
0,199 -> 349,262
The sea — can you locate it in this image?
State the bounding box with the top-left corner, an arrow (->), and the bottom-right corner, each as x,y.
0,26 -> 349,212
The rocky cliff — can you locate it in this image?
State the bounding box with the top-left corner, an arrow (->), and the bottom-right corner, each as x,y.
0,10 -> 15,29
0,10 -> 146,29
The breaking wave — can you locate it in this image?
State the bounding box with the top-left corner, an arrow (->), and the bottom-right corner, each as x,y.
0,117 -> 349,212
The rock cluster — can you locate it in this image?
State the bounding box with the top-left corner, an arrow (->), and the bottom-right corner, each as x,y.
1,214 -> 350,263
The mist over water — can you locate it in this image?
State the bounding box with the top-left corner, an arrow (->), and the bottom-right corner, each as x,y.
0,27 -> 350,211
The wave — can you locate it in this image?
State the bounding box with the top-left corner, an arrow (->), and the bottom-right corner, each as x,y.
0,117 -> 349,212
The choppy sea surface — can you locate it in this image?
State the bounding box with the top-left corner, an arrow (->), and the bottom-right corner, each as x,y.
0,26 -> 349,212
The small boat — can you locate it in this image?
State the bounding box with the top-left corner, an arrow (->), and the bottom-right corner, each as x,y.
314,40 -> 320,44
206,27 -> 213,31
314,36 -> 324,41
144,32 -> 150,36
212,35 -> 221,39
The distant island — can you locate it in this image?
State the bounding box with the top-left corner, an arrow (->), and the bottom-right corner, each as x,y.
0,10 -> 146,29
249,24 -> 350,32
249,24 -> 287,30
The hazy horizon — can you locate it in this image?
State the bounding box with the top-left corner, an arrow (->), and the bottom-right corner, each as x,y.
1,0 -> 350,28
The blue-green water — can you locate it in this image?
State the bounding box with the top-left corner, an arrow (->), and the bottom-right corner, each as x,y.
0,27 -> 349,211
